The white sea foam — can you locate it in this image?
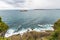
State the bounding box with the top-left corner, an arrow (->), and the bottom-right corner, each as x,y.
5,28 -> 31,37
5,24 -> 54,37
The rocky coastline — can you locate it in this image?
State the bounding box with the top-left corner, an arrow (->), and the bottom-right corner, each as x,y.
0,17 -> 60,40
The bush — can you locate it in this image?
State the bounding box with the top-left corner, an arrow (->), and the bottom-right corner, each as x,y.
0,17 -> 9,33
49,19 -> 60,40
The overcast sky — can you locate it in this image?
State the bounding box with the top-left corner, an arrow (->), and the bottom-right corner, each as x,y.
0,0 -> 60,9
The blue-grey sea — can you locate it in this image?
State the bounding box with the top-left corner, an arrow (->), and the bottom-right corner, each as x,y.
0,10 -> 60,37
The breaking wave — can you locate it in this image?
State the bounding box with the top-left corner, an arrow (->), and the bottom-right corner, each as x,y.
5,24 -> 54,37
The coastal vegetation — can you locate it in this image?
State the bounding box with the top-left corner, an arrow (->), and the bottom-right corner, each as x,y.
0,17 -> 9,40
0,17 -> 8,33
49,19 -> 60,40
0,37 -> 10,40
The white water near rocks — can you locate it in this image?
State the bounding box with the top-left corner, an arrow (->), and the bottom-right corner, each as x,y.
5,24 -> 54,37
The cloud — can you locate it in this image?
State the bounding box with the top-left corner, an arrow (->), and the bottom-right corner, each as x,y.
29,0 -> 60,9
0,1 -> 12,7
0,0 -> 27,9
0,0 -> 60,9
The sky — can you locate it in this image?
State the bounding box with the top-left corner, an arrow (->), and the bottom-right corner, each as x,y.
0,0 -> 60,9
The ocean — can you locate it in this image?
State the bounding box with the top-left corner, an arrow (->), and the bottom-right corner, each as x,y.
0,10 -> 60,37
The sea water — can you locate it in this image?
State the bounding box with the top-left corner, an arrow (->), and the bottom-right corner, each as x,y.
0,10 -> 60,37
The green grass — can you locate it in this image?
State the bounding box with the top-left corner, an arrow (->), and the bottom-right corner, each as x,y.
0,37 -> 10,40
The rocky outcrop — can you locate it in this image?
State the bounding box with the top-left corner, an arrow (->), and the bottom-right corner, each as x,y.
0,31 -> 7,37
8,31 -> 52,40
9,34 -> 22,40
22,31 -> 51,40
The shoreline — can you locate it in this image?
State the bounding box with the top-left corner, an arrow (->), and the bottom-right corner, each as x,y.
7,30 -> 54,40
5,27 -> 54,37
5,24 -> 54,37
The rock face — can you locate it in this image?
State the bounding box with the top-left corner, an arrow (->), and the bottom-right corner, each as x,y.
0,17 -> 9,37
9,34 -> 22,40
22,31 -> 51,40
8,31 -> 51,40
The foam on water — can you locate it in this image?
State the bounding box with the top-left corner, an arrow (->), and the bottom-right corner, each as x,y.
5,24 -> 54,37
